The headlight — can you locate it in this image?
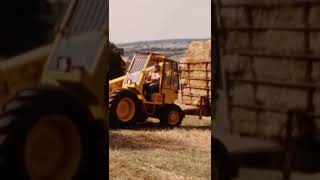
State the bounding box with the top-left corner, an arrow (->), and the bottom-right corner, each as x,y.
57,57 -> 71,72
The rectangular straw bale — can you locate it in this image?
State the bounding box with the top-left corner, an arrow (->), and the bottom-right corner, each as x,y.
253,31 -> 304,53
225,31 -> 250,50
188,71 -> 208,79
180,67 -> 210,78
188,64 -> 208,70
180,72 -> 189,78
191,97 -> 201,105
179,64 -> 188,70
182,96 -> 199,106
252,7 -> 304,28
310,32 -> 320,54
257,112 -> 286,138
189,80 -> 208,88
190,89 -> 209,96
256,86 -> 307,110
253,57 -> 307,82
309,6 -> 320,28
182,96 -> 192,104
180,79 -> 188,86
312,62 -> 320,82
314,92 -> 320,114
230,84 -> 255,106
252,32 -> 266,50
223,55 -> 252,78
231,107 -> 257,135
182,88 -> 191,95
185,41 -> 211,61
220,7 -> 249,28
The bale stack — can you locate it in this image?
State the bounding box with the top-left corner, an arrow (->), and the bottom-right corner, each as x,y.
220,0 -> 320,139
179,40 -> 211,106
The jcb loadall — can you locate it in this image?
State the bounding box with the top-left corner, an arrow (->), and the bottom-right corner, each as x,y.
0,0 -> 108,179
109,52 -> 185,128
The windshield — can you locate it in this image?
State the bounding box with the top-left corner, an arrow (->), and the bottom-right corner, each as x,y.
125,53 -> 149,84
129,53 -> 149,73
48,0 -> 108,72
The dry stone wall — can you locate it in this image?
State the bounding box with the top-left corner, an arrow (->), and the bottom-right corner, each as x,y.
219,0 -> 320,139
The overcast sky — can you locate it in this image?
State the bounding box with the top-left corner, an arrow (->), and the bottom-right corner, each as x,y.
109,0 -> 211,44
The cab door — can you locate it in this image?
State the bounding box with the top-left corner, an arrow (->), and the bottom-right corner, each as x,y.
163,61 -> 179,104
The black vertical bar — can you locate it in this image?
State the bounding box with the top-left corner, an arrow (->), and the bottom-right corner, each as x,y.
212,0 -> 222,123
283,110 -> 293,180
304,4 -> 314,113
245,6 -> 260,136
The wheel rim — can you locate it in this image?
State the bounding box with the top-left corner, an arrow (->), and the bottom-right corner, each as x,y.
116,97 -> 136,122
24,114 -> 81,180
168,110 -> 180,126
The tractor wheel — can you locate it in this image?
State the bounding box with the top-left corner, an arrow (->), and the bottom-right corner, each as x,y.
109,89 -> 139,128
136,100 -> 148,123
159,104 -> 185,127
0,87 -> 106,180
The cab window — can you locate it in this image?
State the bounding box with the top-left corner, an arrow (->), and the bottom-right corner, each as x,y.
163,61 -> 179,90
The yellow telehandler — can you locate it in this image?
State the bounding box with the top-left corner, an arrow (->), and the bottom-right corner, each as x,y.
109,52 -> 185,128
0,0 -> 108,179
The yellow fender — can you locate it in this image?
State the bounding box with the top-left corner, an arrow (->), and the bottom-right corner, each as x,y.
109,76 -> 125,93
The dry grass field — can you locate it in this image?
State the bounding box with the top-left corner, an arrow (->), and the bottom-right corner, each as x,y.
109,115 -> 211,180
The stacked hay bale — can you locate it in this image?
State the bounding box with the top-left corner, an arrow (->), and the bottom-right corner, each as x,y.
179,40 -> 211,106
220,0 -> 320,139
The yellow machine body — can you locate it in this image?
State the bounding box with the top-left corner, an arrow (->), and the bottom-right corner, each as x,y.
109,52 -> 180,117
40,0 -> 109,125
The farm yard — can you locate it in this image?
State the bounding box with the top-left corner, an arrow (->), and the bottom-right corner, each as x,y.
109,115 -> 211,180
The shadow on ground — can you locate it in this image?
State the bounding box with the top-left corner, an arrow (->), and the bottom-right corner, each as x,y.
130,121 -> 211,131
109,130 -> 188,150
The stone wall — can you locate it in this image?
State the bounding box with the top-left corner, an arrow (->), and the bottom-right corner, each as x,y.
219,0 -> 320,139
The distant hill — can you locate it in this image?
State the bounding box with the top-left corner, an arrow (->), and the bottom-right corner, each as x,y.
116,38 -> 210,47
116,38 -> 210,61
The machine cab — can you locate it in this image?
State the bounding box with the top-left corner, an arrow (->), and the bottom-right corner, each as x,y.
123,52 -> 179,104
162,59 -> 179,104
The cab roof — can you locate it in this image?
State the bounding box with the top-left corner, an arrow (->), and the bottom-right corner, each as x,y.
134,51 -> 176,63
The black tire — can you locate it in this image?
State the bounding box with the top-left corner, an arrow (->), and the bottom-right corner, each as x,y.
109,89 -> 139,128
159,104 -> 184,127
0,87 -> 107,180
136,100 -> 148,123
